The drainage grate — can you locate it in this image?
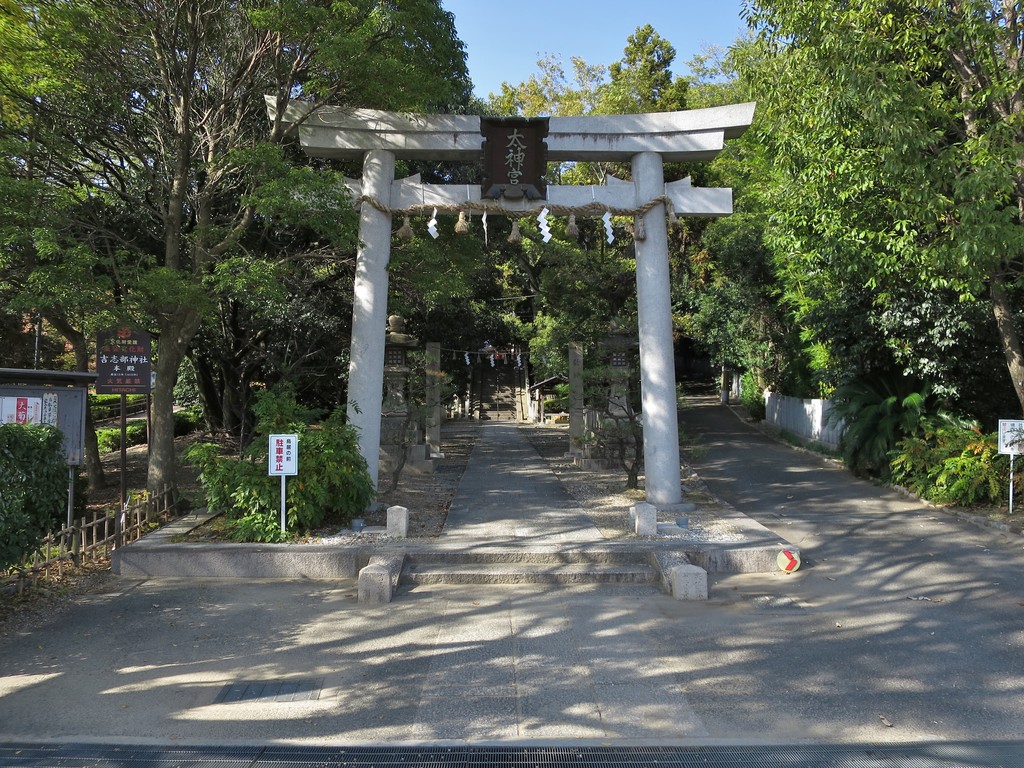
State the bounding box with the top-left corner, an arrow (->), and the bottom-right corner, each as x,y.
1,742 -> 1020,767
213,678 -> 324,704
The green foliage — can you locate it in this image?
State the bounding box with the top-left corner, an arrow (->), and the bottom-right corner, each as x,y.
891,416 -> 1009,506
542,383 -> 570,414
827,375 -> 932,477
0,0 -> 473,499
90,394 -> 147,420
96,421 -> 147,453
0,425 -> 67,571
184,387 -> 373,542
739,372 -> 766,421
743,0 -> 1024,414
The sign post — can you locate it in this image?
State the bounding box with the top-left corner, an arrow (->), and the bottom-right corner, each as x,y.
268,434 -> 299,533
95,327 -> 153,510
998,420 -> 1024,515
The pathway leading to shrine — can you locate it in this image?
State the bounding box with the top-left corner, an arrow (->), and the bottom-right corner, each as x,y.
439,422 -> 605,544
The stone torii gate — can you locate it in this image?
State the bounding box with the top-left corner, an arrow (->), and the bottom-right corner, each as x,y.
266,97 -> 755,507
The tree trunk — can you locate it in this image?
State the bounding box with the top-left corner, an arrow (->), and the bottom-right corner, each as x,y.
189,352 -> 225,432
991,273 -> 1024,415
147,310 -> 202,497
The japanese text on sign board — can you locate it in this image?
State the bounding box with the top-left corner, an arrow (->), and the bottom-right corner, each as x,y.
0,396 -> 42,424
481,117 -> 548,200
269,434 -> 298,476
95,327 -> 152,395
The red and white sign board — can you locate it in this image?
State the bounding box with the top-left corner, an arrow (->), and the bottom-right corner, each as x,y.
268,434 -> 299,476
1,396 -> 43,424
998,420 -> 1024,455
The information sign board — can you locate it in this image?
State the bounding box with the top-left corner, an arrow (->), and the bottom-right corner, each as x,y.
268,434 -> 299,476
0,386 -> 88,465
998,420 -> 1024,455
96,326 -> 152,395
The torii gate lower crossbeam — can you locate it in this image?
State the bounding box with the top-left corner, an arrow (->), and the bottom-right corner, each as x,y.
267,99 -> 755,507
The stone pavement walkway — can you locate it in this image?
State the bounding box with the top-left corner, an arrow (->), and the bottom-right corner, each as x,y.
439,422 -> 606,544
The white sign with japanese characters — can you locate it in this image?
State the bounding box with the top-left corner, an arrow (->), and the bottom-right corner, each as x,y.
268,434 -> 299,476
1,396 -> 43,424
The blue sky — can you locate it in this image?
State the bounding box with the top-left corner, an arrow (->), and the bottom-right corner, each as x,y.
440,0 -> 749,99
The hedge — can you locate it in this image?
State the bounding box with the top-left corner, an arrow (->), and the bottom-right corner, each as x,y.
0,424 -> 67,571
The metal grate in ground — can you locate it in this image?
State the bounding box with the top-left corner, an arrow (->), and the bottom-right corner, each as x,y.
0,742 -> 1020,767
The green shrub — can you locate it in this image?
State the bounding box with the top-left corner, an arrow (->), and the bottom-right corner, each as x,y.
891,415 -> 1009,506
739,372 -> 766,420
542,383 -> 569,414
96,421 -> 147,453
89,393 -> 147,420
173,408 -> 201,436
184,387 -> 373,542
0,425 -> 67,571
827,374 -> 932,477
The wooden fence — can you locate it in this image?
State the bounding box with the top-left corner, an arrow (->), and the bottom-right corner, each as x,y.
1,485 -> 179,596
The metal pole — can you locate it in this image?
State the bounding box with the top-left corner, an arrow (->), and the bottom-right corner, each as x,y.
1011,453 -> 1015,516
66,465 -> 74,530
280,475 -> 287,533
119,394 -> 127,511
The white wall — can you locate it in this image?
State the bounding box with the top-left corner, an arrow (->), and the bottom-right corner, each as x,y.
763,391 -> 844,449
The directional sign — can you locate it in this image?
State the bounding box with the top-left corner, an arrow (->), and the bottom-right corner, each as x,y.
777,549 -> 801,573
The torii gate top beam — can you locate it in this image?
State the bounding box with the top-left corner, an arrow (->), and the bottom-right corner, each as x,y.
266,97 -> 755,163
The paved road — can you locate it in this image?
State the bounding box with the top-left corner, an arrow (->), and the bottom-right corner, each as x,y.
681,395 -> 1024,742
1,405 -> 1023,765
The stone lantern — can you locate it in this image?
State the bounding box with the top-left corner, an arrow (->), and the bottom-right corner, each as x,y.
380,315 -> 435,481
603,320 -> 636,417
383,315 -> 417,414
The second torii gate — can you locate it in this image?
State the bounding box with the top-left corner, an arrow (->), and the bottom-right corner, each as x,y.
267,98 -> 755,508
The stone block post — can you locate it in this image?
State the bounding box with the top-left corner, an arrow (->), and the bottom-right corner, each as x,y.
568,342 -> 584,456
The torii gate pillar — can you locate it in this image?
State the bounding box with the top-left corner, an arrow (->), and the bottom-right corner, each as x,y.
348,149 -> 394,487
632,152 -> 681,506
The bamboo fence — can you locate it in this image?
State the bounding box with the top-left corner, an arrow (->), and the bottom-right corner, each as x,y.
1,484 -> 178,596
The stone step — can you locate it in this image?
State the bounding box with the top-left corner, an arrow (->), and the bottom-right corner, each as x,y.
402,549 -> 653,567
400,561 -> 660,586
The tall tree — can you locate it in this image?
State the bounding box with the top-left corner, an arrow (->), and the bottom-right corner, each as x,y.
744,0 -> 1024,414
1,0 -> 470,495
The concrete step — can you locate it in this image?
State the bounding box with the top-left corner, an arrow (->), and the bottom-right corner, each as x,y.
402,549 -> 653,566
400,561 -> 660,586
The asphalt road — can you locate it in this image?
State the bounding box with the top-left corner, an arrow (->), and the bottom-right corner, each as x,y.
681,394 -> 1024,742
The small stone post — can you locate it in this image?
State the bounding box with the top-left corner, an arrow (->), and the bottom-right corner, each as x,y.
425,341 -> 443,458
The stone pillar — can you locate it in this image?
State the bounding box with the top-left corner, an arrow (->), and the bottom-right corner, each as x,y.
425,341 -> 443,458
347,149 -> 395,489
632,151 -> 682,507
568,342 -> 584,456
